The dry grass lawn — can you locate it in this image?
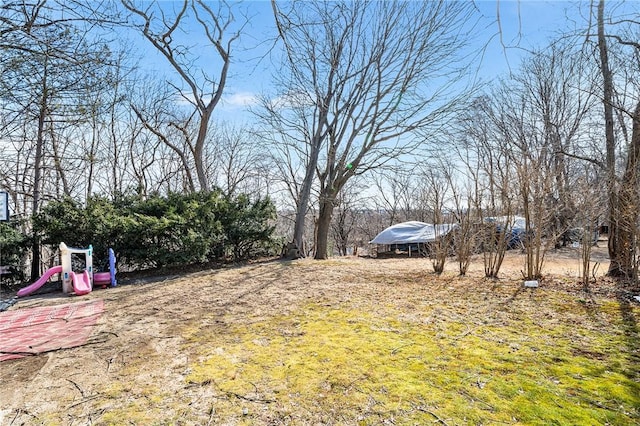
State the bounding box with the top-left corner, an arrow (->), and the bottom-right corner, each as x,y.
1,246 -> 639,425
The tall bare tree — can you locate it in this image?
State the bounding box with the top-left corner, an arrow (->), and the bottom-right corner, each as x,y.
457,96 -> 517,279
267,0 -> 476,259
1,2 -> 117,279
122,0 -> 245,192
593,0 -> 640,279
596,0 -> 620,276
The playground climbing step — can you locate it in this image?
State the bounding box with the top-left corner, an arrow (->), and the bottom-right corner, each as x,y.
0,299 -> 104,361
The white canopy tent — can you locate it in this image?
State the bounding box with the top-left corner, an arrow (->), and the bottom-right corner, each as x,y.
370,221 -> 458,245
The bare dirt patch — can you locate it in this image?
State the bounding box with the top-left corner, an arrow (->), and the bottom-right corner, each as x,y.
1,246 -> 638,425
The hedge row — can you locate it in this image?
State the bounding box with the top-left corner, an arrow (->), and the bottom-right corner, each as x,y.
32,191 -> 280,271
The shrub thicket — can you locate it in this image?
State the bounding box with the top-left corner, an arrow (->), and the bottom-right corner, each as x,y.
0,219 -> 30,284
33,190 -> 278,270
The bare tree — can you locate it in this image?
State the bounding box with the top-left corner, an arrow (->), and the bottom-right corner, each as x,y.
267,0 -> 477,259
122,0 -> 245,192
592,0 -> 640,280
456,97 -> 516,279
489,85 -> 560,281
596,0 -> 620,277
99,50 -> 141,199
572,165 -> 606,288
474,36 -> 595,280
372,170 -> 420,226
443,162 -> 477,276
330,178 -> 368,256
206,123 -> 268,198
1,2 -> 118,279
527,45 -> 592,248
420,166 -> 453,274
521,46 -> 592,279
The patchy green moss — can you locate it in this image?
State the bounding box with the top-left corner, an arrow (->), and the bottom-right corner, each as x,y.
96,384 -> 175,425
186,300 -> 639,425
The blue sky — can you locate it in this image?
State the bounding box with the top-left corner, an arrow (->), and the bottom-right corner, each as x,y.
126,1 -> 608,123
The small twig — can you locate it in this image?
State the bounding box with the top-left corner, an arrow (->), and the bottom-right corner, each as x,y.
459,388 -> 495,411
225,391 -> 275,404
454,324 -> 476,341
391,343 -> 414,355
67,379 -> 86,398
206,404 -> 216,426
67,395 -> 100,409
9,409 -> 20,425
414,406 -> 449,425
87,408 -> 106,425
9,408 -> 38,425
591,262 -> 600,281
106,357 -> 115,373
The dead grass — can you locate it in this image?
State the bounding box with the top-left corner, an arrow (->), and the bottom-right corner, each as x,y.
1,247 -> 639,425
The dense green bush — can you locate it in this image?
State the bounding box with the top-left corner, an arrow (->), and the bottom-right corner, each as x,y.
33,190 -> 278,271
113,191 -> 225,267
217,194 -> 278,260
33,196 -> 119,259
0,219 -> 30,284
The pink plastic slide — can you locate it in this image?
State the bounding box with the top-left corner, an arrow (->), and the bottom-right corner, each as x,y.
70,270 -> 92,296
16,265 -> 63,297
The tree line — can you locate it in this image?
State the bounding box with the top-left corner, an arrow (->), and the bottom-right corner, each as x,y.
1,0 -> 639,284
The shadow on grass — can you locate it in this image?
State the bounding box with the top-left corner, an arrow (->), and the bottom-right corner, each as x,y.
569,277 -> 639,415
499,284 -> 525,306
222,258 -> 294,306
616,295 -> 640,414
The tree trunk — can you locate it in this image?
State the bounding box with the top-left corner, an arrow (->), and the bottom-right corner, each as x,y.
86,113 -> 97,198
290,163 -> 314,257
597,0 -> 621,276
314,197 -> 335,260
50,126 -> 70,196
194,107 -> 213,193
30,82 -> 47,281
609,101 -> 640,278
291,129 -> 325,257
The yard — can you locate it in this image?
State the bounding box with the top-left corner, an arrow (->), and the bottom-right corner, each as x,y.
1,247 -> 639,425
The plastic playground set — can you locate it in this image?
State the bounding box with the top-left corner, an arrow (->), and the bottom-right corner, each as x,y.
15,242 -> 117,298
0,242 -> 116,361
